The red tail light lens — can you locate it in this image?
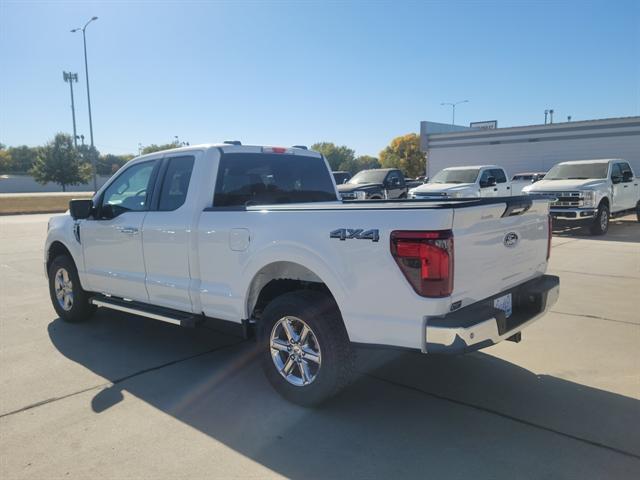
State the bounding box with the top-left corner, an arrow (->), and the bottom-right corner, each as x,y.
390,230 -> 454,297
547,214 -> 552,260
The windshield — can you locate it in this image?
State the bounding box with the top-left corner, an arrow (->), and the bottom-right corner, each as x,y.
544,163 -> 608,180
430,169 -> 479,184
347,170 -> 387,185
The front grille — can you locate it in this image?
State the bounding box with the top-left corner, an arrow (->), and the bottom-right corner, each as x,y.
413,191 -> 448,199
547,191 -> 584,208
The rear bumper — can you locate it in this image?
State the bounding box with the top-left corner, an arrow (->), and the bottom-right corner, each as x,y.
550,208 -> 596,220
423,275 -> 559,354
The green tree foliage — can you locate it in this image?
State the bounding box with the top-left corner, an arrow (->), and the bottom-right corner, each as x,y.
7,145 -> 39,173
379,133 -> 426,178
30,133 -> 91,191
97,153 -> 132,175
311,142 -> 355,171
0,146 -> 12,172
141,143 -> 179,155
338,154 -> 381,175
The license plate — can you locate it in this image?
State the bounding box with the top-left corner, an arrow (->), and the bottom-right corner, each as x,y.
494,293 -> 512,318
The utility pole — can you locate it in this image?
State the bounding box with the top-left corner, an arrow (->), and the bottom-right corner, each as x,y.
549,109 -> 554,124
544,110 -> 549,124
63,72 -> 79,147
71,16 -> 99,192
441,100 -> 469,126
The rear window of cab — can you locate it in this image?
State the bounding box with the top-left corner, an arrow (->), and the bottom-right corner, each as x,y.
213,153 -> 337,207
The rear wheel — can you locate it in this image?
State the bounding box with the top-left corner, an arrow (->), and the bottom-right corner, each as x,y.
589,202 -> 609,235
258,290 -> 355,406
636,201 -> 640,222
48,255 -> 96,322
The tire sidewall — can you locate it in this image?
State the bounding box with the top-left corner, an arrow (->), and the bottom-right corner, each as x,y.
48,255 -> 93,322
258,291 -> 350,406
591,203 -> 609,235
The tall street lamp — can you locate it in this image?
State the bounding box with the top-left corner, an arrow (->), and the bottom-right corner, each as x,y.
62,71 -> 79,147
71,16 -> 98,192
441,100 -> 469,126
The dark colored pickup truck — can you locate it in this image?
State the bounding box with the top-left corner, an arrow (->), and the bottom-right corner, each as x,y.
336,168 -> 408,200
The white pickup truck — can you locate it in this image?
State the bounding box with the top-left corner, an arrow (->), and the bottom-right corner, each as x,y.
409,165 -> 512,199
45,143 -> 558,405
523,159 -> 640,235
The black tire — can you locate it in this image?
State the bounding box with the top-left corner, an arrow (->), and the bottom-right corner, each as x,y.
48,254 -> 96,322
589,202 -> 609,236
636,201 -> 640,223
257,290 -> 355,406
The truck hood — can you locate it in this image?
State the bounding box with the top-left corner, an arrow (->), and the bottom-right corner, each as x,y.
526,179 -> 608,192
337,183 -> 382,193
410,183 -> 476,194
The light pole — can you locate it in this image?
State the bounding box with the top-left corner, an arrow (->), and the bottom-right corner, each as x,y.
71,16 -> 98,192
62,71 -> 79,147
441,100 -> 469,126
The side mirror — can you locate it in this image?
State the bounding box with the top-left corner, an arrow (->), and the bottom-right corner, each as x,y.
69,199 -> 93,220
391,178 -> 401,186
100,204 -> 117,219
480,176 -> 497,188
611,175 -> 622,184
623,171 -> 633,182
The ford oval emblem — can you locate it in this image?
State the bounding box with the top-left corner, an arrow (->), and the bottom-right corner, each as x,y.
504,232 -> 519,247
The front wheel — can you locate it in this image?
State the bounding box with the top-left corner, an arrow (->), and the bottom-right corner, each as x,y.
258,290 -> 355,406
589,202 -> 609,236
636,201 -> 640,222
48,255 -> 96,322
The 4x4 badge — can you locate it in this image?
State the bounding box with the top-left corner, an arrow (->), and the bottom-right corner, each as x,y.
330,229 -> 379,242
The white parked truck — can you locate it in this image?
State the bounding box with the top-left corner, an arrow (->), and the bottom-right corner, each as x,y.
45,143 -> 559,405
523,159 -> 640,235
409,165 -> 513,199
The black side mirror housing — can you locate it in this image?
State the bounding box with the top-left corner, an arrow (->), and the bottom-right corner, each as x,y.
69,199 -> 93,220
481,177 -> 497,188
623,171 -> 633,182
611,175 -> 622,184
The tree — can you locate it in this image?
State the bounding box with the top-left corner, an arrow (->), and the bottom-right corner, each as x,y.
0,146 -> 12,172
379,133 -> 426,178
338,154 -> 381,175
30,133 -> 91,191
7,145 -> 38,173
141,143 -> 179,155
311,142 -> 355,171
97,153 -> 133,175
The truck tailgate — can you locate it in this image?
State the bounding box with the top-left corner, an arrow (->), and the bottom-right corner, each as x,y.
451,198 -> 550,308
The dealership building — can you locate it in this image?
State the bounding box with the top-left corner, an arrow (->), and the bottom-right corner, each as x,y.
420,116 -> 640,178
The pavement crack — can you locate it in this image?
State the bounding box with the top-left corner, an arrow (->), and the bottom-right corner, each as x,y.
551,310 -> 639,326
365,372 -> 640,461
0,340 -> 246,420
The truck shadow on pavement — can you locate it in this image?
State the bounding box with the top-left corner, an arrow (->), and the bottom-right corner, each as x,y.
552,216 -> 640,243
48,311 -> 640,479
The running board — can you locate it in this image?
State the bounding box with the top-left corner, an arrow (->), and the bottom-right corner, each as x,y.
90,296 -> 200,328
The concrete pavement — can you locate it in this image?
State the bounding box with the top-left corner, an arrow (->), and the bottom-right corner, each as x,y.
1,213 -> 639,479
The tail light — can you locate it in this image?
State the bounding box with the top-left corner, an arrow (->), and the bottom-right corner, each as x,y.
390,230 -> 454,297
547,214 -> 552,260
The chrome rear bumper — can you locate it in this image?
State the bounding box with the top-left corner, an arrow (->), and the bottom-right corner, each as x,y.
423,275 -> 559,354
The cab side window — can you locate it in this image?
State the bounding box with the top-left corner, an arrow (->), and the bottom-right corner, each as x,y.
158,156 -> 195,211
611,163 -> 623,182
618,162 -> 633,182
479,170 -> 492,185
491,169 -> 507,183
101,161 -> 156,215
387,170 -> 403,186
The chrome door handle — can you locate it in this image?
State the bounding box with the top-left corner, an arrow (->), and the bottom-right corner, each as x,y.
117,226 -> 139,235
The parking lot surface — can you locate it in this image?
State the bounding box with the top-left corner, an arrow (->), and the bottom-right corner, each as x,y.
1,213 -> 639,479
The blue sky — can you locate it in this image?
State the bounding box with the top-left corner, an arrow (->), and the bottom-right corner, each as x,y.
1,0 -> 638,156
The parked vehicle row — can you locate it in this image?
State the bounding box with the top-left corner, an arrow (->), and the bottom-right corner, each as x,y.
46,143 -> 558,406
523,159 -> 640,235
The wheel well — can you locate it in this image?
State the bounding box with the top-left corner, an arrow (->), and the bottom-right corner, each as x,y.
247,262 -> 336,321
47,241 -> 72,272
599,197 -> 610,209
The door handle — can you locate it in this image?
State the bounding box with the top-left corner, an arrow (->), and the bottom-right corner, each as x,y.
117,226 -> 139,235
493,188 -> 498,191
623,185 -> 628,188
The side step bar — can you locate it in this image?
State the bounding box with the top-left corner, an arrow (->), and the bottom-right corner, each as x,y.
90,295 -> 200,328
